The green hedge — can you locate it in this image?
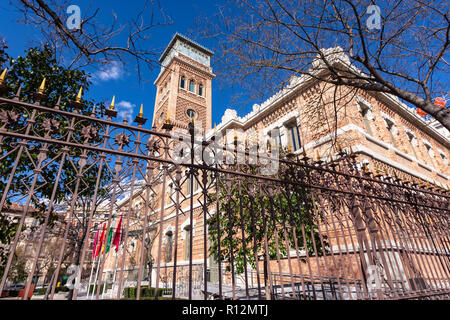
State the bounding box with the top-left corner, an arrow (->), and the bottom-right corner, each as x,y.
88,283 -> 113,295
34,287 -> 47,296
123,286 -> 171,299
32,286 -> 69,295
56,286 -> 69,293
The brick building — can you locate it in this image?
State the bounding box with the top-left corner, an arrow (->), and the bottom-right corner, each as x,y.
100,34 -> 449,299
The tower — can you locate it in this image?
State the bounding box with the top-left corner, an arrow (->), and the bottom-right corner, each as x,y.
153,33 -> 214,131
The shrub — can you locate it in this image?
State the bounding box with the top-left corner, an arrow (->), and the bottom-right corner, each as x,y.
55,286 -> 69,293
88,284 -> 109,295
123,286 -> 166,299
34,287 -> 47,296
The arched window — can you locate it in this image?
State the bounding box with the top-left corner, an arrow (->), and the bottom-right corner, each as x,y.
286,122 -> 301,151
186,109 -> 196,119
198,84 -> 204,97
180,76 -> 185,89
184,226 -> 192,261
186,174 -> 199,195
384,118 -> 398,148
405,130 -> 418,158
165,231 -> 173,262
189,80 -> 195,93
360,105 -> 373,136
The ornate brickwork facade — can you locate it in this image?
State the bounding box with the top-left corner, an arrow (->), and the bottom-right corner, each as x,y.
101,35 -> 449,299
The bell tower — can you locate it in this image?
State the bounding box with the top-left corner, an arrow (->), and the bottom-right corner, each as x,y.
153,33 -> 214,132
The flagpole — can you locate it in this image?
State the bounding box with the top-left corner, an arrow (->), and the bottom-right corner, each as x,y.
111,213 -> 124,299
110,249 -> 119,299
91,251 -> 102,300
86,226 -> 99,300
86,255 -> 96,298
101,215 -> 116,300
101,252 -> 109,300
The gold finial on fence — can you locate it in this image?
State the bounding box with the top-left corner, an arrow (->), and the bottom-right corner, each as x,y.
374,165 -> 382,177
138,104 -> 144,118
315,150 -> 321,161
110,96 -> 115,110
214,123 -> 217,136
349,146 -> 354,156
287,142 -> 292,154
363,162 -> 369,173
393,171 -> 399,180
38,78 -> 46,94
166,109 -> 171,124
75,87 -> 83,103
400,173 -> 408,182
0,68 -> 7,85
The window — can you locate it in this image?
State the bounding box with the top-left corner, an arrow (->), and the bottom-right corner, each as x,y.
186,109 -> 196,119
189,80 -> 195,93
439,152 -> 448,165
198,84 -> 204,97
385,119 -> 398,148
168,182 -> 175,204
165,231 -> 173,262
184,226 -> 192,261
423,141 -> 434,159
270,129 -> 281,148
135,204 -> 141,219
286,123 -> 301,151
186,173 -> 199,195
406,131 -> 418,158
360,106 -> 373,136
180,76 -> 185,89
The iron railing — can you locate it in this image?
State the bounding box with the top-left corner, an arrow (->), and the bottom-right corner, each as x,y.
0,86 -> 448,300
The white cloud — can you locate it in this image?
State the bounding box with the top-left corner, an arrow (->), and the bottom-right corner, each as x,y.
96,61 -> 124,81
116,100 -> 135,122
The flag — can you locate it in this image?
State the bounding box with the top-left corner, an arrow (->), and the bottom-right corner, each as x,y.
95,223 -> 106,258
105,220 -> 115,254
417,97 -> 447,117
91,228 -> 99,259
417,108 -> 427,117
434,97 -> 446,108
112,214 -> 123,252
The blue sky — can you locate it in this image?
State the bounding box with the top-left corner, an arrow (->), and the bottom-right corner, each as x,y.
0,0 -> 240,130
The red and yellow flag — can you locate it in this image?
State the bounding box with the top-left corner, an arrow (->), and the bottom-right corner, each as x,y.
95,223 -> 106,258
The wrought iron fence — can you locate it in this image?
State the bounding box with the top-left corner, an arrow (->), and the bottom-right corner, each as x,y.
0,85 -> 449,300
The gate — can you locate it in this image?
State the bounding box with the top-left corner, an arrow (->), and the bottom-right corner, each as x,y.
0,84 -> 449,300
